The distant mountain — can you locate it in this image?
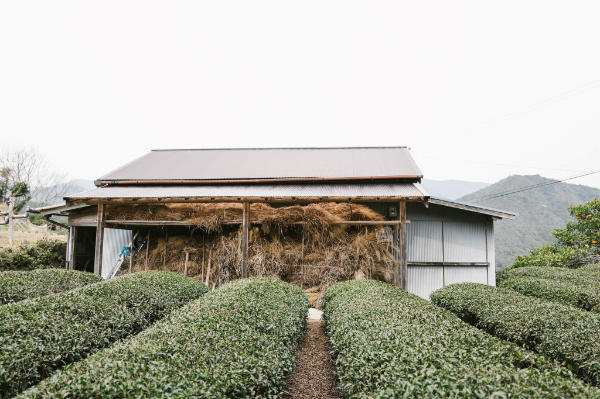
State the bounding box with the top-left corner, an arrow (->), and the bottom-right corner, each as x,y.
422,178 -> 490,200
459,175 -> 600,268
29,179 -> 95,208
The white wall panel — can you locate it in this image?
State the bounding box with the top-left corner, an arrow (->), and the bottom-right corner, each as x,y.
407,265 -> 444,299
444,266 -> 488,285
102,228 -> 132,279
443,222 -> 487,263
407,221 -> 443,262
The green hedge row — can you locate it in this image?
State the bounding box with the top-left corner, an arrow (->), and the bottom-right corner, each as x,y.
20,277 -> 309,398
0,271 -> 207,398
499,276 -> 600,312
498,266 -> 600,284
0,239 -> 66,271
431,283 -> 600,387
0,269 -> 102,304
323,280 -> 599,398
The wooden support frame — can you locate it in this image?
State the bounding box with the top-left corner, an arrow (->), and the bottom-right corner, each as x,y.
93,203 -> 106,277
103,219 -> 409,227
397,200 -> 407,290
67,226 -> 77,270
241,201 -> 250,278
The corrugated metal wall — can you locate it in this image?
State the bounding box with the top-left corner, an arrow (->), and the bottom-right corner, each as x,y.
407,221 -> 443,262
406,203 -> 494,299
101,228 -> 132,279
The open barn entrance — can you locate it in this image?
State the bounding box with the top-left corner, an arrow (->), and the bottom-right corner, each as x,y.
71,226 -> 95,273
103,202 -> 404,303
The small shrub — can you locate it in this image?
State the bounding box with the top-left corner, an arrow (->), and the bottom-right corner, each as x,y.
510,244 -> 591,269
499,276 -> 600,312
0,239 -> 66,271
0,269 -> 102,304
0,271 -> 207,398
323,280 -> 598,398
20,277 -> 308,398
431,283 -> 600,386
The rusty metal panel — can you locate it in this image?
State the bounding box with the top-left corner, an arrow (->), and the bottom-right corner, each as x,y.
407,265 -> 444,299
443,222 -> 488,263
407,221 -> 443,262
101,228 -> 132,279
444,266 -> 488,285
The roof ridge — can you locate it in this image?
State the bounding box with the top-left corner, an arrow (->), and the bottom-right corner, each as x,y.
151,146 -> 409,152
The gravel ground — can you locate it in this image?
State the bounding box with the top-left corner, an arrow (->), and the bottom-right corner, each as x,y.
286,319 -> 340,399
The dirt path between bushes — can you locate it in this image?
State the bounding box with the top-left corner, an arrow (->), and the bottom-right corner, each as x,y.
286,319 -> 340,399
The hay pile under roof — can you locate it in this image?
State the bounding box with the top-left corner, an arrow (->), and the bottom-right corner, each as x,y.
121,202 -> 397,300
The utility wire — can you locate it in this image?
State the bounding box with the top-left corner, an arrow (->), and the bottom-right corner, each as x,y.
469,169 -> 600,203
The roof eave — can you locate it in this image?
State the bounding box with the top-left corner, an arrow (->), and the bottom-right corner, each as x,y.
94,175 -> 423,187
428,197 -> 517,219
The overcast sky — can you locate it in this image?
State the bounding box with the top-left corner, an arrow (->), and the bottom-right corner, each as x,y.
1,1 -> 599,188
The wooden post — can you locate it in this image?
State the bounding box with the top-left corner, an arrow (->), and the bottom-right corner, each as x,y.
93,203 -> 105,277
184,252 -> 189,275
398,200 -> 407,290
241,201 -> 250,278
205,251 -> 211,286
145,230 -> 150,270
69,227 -> 77,270
128,232 -> 134,274
7,195 -> 14,246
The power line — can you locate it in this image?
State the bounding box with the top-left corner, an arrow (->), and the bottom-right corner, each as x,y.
469,169 -> 600,203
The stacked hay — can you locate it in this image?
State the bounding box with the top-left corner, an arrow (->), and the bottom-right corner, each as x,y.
112,203 -> 398,299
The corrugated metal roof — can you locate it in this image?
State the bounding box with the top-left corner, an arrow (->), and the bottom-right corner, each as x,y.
96,147 -> 422,184
67,182 -> 428,201
428,196 -> 516,219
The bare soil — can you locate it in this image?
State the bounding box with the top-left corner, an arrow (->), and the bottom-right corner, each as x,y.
286,319 -> 340,399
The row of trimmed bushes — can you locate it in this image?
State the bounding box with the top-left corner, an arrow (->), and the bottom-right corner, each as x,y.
498,265 -> 600,284
323,280 -> 599,398
20,277 -> 309,398
431,283 -> 600,387
499,277 -> 600,313
0,271 -> 207,398
0,269 -> 102,304
0,239 -> 66,271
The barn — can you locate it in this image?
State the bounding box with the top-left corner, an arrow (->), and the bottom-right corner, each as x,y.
37,147 -> 514,299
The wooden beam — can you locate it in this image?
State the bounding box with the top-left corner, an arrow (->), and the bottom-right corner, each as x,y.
407,262 -> 489,267
70,195 -> 427,205
104,219 -> 410,227
241,201 -> 250,278
93,203 -> 105,277
398,200 -> 407,290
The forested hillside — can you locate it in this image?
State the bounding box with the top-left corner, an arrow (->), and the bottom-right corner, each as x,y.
460,175 -> 600,268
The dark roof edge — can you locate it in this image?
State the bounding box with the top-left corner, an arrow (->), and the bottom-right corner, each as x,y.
429,196 -> 517,219
150,146 -> 410,152
95,175 -> 423,187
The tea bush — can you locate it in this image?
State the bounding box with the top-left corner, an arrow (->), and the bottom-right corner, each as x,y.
499,276 -> 600,312
20,278 -> 308,398
0,269 -> 101,304
432,283 -> 600,386
0,271 -> 207,398
323,280 -> 598,398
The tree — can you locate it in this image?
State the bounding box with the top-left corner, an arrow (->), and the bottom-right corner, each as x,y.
7,181 -> 29,246
508,198 -> 600,269
0,147 -> 71,208
553,198 -> 600,251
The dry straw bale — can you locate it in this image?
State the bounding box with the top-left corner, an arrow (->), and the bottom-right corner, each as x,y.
126,202 -> 397,294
